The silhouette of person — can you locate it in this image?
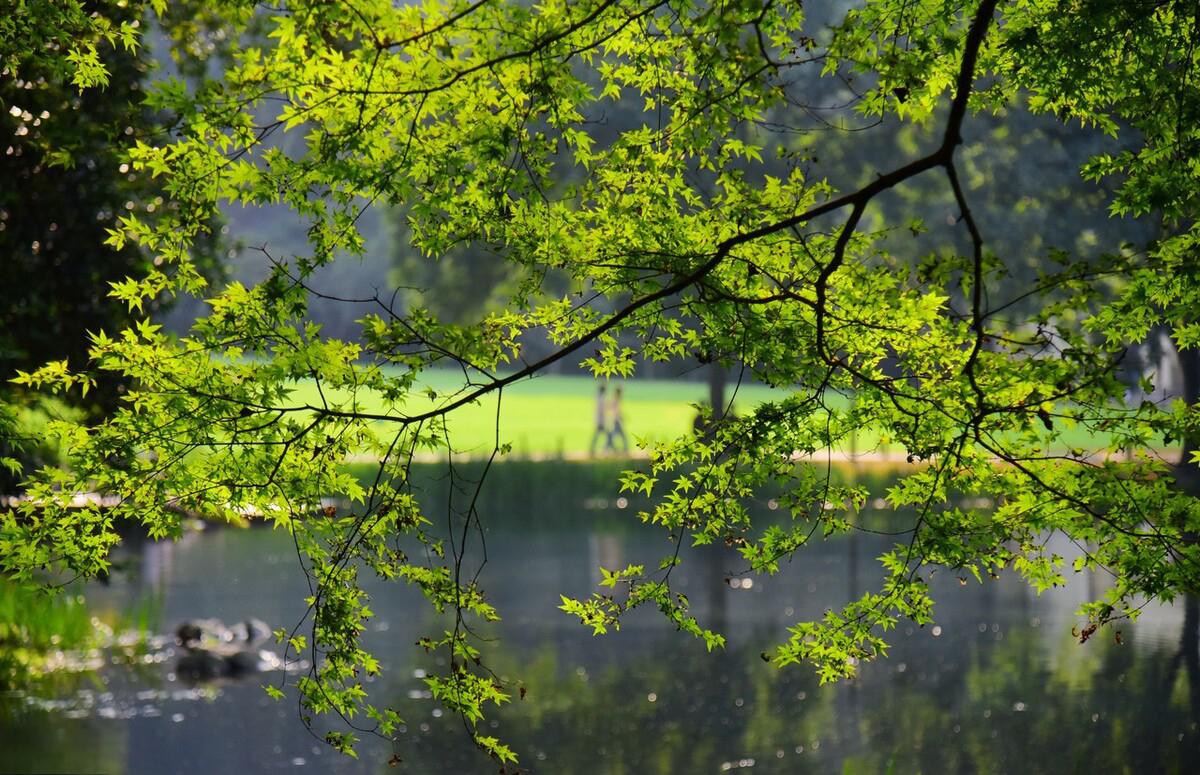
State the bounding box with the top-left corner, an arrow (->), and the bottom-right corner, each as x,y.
590,384 -> 608,456
605,385 -> 628,454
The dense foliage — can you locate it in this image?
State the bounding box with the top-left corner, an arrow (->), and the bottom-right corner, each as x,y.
0,0 -> 222,489
4,0 -> 1200,766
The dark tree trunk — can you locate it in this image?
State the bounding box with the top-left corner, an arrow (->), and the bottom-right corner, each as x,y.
708,363 -> 727,416
1176,347 -> 1200,576
0,437 -> 16,496
1178,347 -> 1200,495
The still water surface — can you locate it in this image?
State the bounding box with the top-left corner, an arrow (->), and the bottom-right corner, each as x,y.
2,462 -> 1198,773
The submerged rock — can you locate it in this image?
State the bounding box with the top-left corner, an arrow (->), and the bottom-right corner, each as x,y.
175,649 -> 228,682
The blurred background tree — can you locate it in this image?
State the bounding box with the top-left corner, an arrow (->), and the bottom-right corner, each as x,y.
0,1 -> 222,492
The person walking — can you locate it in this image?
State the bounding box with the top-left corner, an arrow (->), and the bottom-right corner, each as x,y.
589,384 -> 608,456
605,385 -> 628,455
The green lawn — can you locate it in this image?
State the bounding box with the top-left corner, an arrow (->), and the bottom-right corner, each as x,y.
290,370 -> 789,457
289,368 -> 1162,461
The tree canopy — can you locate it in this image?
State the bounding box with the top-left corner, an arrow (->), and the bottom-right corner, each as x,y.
4,0 -> 1200,766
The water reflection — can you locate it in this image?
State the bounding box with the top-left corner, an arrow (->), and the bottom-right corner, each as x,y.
1,461 -> 1197,772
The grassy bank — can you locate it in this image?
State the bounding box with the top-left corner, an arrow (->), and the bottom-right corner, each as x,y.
291,369 -> 1165,462
294,371 -> 794,457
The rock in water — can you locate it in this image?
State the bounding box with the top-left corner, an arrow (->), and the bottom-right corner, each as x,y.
173,616 -> 279,683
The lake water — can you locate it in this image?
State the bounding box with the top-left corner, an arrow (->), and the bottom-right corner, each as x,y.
2,461 -> 1198,773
